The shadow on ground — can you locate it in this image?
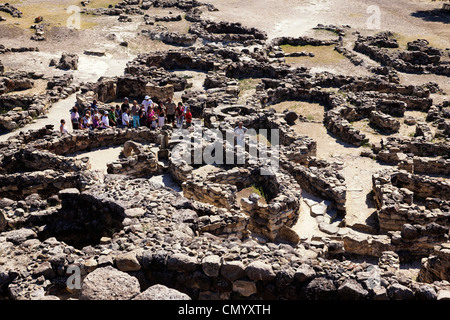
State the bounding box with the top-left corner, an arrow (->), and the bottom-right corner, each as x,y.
411,9 -> 450,24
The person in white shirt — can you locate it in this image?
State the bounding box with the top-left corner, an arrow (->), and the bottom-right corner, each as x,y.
70,106 -> 80,130
60,119 -> 69,134
141,95 -> 153,113
101,111 -> 111,129
234,122 -> 248,147
122,109 -> 130,127
82,111 -> 92,130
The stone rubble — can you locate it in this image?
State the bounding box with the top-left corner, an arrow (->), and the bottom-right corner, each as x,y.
0,2 -> 449,301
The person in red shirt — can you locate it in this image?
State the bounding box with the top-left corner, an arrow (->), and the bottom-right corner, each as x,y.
185,107 -> 192,128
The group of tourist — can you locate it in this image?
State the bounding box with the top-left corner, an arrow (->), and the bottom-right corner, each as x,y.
64,96 -> 193,133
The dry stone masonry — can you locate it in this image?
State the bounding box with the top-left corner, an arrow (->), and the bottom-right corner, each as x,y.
0,1 -> 449,301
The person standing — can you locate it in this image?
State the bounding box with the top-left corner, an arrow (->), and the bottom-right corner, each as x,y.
147,107 -> 157,130
91,100 -> 99,110
121,97 -> 130,115
141,95 -> 153,113
70,106 -> 80,130
139,104 -> 147,127
60,119 -> 69,134
122,108 -> 130,128
165,97 -> 176,126
131,100 -> 140,128
234,121 -> 248,147
176,102 -> 185,128
115,105 -> 122,124
185,107 -> 192,128
157,103 -> 166,128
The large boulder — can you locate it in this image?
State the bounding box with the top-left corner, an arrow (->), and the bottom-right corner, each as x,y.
95,77 -> 117,103
202,255 -> 221,277
80,266 -> 141,300
295,264 -> 316,283
167,253 -> 198,272
123,140 -> 143,157
387,283 -> 415,300
284,111 -> 298,125
56,53 -> 79,70
245,261 -> 276,281
304,277 -> 337,300
115,251 -> 141,272
220,261 -> 245,281
133,284 -> 191,300
337,279 -> 369,300
5,228 -> 37,244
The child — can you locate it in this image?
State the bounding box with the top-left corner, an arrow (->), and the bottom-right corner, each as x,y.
60,119 -> 69,134
185,107 -> 192,128
150,115 -> 157,130
147,108 -> 155,128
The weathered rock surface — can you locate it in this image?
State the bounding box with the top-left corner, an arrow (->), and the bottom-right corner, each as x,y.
133,284 -> 191,300
80,266 -> 141,300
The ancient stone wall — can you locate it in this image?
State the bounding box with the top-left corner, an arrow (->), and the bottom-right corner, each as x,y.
418,242 -> 450,283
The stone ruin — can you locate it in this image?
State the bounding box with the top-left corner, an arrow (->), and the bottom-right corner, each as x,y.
0,1 -> 449,302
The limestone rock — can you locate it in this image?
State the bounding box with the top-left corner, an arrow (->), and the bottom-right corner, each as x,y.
387,283 -> 414,300
319,222 -> 339,235
245,261 -> 276,281
115,251 -> 141,272
133,284 -> 191,300
5,228 -> 37,244
437,290 -> 450,301
33,261 -> 56,279
337,279 -> 368,300
56,53 -> 79,70
80,266 -> 140,300
304,277 -> 337,300
295,264 -> 316,283
202,255 -> 221,277
233,280 -> 257,297
124,208 -> 145,219
416,284 -> 437,300
220,261 -> 245,281
167,253 -> 197,272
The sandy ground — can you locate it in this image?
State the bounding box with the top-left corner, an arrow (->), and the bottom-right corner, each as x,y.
205,0 -> 450,47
